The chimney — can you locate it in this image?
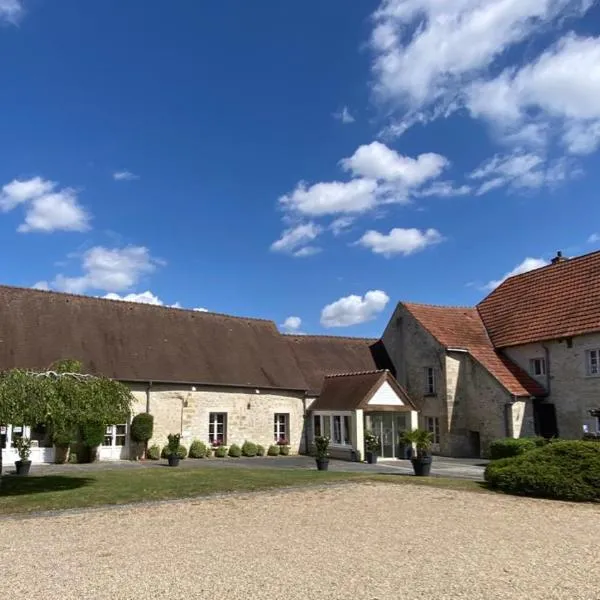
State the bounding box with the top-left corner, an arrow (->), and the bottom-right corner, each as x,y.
551,251 -> 568,265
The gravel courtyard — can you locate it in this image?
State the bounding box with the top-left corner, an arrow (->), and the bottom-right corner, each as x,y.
2,482 -> 599,599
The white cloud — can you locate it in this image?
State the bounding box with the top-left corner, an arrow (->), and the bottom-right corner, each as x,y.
415,181 -> 471,198
0,0 -> 23,24
321,290 -> 389,327
53,245 -> 161,294
104,290 -> 164,305
280,316 -> 302,332
588,233 -> 600,244
333,106 -> 356,124
340,141 -> 448,188
484,257 -> 549,290
279,178 -> 379,216
0,176 -> 91,233
370,0 -> 591,131
467,33 -> 600,154
113,170 -> 139,181
330,216 -> 355,236
32,280 -> 50,291
193,307 -> 208,312
293,246 -> 321,257
270,222 -> 323,256
357,227 -> 443,257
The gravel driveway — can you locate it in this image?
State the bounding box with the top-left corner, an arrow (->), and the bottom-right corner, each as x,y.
2,482 -> 598,599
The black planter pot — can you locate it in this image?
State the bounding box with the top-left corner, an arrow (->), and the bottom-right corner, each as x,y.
15,460 -> 32,476
167,455 -> 180,467
315,458 -> 329,471
411,455 -> 432,476
365,451 -> 378,464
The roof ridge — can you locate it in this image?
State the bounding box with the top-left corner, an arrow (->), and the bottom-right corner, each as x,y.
283,333 -> 379,342
402,301 -> 475,310
0,284 -> 276,325
325,369 -> 388,379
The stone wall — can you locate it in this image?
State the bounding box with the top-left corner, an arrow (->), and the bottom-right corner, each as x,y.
129,383 -> 306,453
504,333 -> 600,439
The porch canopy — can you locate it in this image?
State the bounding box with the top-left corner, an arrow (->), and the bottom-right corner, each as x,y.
309,369 -> 418,460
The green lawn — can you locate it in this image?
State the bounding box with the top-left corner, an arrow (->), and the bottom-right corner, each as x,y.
0,467 -> 485,515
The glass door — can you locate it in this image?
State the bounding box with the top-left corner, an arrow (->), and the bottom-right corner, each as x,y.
366,413 -> 409,459
381,414 -> 394,458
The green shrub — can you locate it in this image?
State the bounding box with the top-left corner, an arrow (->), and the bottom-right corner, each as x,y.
484,440 -> 600,502
256,444 -> 266,457
267,444 -> 280,456
488,437 -> 548,460
189,440 -> 208,458
68,451 -> 78,464
241,441 -> 258,457
147,445 -> 161,460
161,444 -> 187,459
130,413 -> 154,443
205,445 -> 212,457
279,445 -> 290,456
228,444 -> 242,457
161,445 -> 169,459
214,445 -> 227,458
80,421 -> 105,448
177,445 -> 188,459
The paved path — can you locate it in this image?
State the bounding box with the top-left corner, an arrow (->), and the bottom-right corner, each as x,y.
20,454 -> 487,480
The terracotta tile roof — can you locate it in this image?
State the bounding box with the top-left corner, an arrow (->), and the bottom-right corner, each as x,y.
478,250 -> 600,348
285,335 -> 394,395
0,285 -> 307,391
309,370 -> 416,412
402,302 -> 546,398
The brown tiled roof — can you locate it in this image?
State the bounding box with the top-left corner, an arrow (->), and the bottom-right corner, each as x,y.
477,251 -> 600,347
309,370 -> 416,412
285,335 -> 393,395
0,285 -> 307,390
402,302 -> 545,397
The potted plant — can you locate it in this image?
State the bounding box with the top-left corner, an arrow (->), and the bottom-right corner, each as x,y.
166,433 -> 181,467
364,430 -> 380,464
314,435 -> 330,471
401,428 -> 434,476
14,436 -> 32,475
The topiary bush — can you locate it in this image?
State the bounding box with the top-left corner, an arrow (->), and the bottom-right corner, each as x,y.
214,445 -> 227,458
161,444 -> 187,459
484,440 -> 600,502
241,441 -> 258,457
279,445 -> 290,456
130,413 -> 154,443
267,444 -> 280,456
189,440 -> 208,458
147,445 -> 161,460
256,444 -> 266,457
488,437 -> 548,460
228,444 -> 242,457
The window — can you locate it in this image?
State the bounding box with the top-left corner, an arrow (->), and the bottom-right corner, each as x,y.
424,367 -> 436,395
529,357 -> 546,377
313,414 -> 321,437
274,413 -> 289,443
586,349 -> 600,376
323,415 -> 331,439
333,416 -> 342,444
343,415 -> 352,445
425,416 -> 440,445
103,424 -> 127,447
209,412 -> 227,445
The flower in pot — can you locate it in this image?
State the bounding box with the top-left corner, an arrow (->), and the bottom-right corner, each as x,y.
364,430 -> 380,464
14,436 -> 32,476
166,433 -> 181,467
314,435 -> 330,471
401,428 -> 434,476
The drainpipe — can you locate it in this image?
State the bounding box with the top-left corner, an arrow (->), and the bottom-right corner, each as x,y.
302,394 -> 309,455
145,381 -> 152,413
542,344 -> 551,395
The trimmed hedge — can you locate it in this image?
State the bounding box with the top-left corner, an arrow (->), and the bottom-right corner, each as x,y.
147,445 -> 161,460
256,444 -> 266,457
189,440 -> 208,458
241,441 -> 258,457
488,437 -> 548,460
279,445 -> 290,456
267,445 -> 280,456
130,413 -> 154,443
214,445 -> 228,458
484,440 -> 600,502
228,444 -> 242,458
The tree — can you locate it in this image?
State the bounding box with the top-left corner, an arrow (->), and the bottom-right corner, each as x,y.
0,361 -> 132,475
130,413 -> 154,459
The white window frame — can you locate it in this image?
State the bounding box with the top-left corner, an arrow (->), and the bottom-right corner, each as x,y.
312,412 -> 353,447
529,357 -> 546,377
424,367 -> 436,395
102,424 -> 127,448
208,412 -> 227,445
586,349 -> 600,376
274,413 -> 289,443
425,416 -> 440,445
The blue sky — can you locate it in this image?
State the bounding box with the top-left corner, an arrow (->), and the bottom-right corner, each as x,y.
2,0 -> 600,336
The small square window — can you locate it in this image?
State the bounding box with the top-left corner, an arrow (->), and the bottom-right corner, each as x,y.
529,357 -> 546,377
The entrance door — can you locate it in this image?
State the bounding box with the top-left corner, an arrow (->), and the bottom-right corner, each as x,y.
98,424 -> 128,460
367,413 -> 408,459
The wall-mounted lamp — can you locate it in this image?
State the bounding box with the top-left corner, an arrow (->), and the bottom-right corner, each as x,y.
191,386 -> 197,392
247,401 -> 252,410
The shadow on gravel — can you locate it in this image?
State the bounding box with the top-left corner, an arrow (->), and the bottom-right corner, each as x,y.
0,475 -> 93,497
